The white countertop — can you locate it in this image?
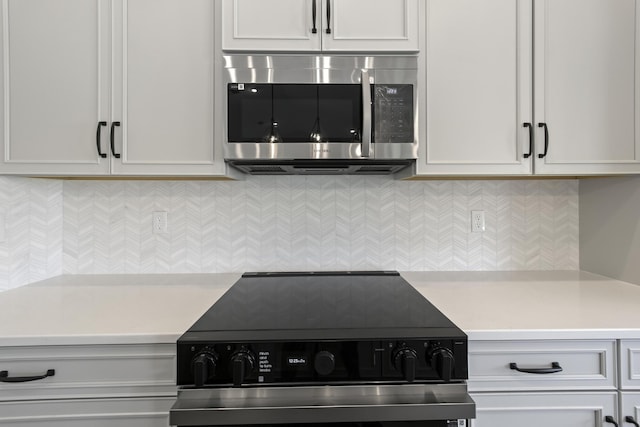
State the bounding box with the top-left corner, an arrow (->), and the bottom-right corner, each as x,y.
1,271 -> 639,346
403,270 -> 640,340
0,273 -> 240,346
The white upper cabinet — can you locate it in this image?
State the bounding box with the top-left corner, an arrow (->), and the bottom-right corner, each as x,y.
110,0 -> 220,176
533,0 -> 640,175
417,0 -> 640,176
0,0 -> 111,175
419,0 -> 533,175
0,0 -> 227,177
221,0 -> 420,52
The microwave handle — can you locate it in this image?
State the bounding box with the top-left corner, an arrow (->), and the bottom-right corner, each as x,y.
361,70 -> 372,158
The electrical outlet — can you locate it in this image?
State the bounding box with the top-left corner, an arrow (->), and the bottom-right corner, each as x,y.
471,210 -> 485,233
152,211 -> 168,234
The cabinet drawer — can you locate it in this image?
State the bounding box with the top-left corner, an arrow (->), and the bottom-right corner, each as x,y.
620,340 -> 640,389
0,396 -> 173,426
470,391 -> 618,427
468,340 -> 616,392
0,344 -> 176,401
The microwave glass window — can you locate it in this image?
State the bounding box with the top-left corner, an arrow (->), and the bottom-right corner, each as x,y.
272,85 -> 317,142
228,84 -> 273,142
318,85 -> 362,142
228,84 -> 363,143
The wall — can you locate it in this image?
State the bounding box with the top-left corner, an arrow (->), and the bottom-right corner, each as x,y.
0,177 -> 62,291
580,176 -> 640,285
62,177 -> 579,274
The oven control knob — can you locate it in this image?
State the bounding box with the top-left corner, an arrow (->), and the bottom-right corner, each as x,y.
429,348 -> 454,382
230,349 -> 256,387
393,347 -> 418,382
314,351 -> 336,376
192,350 -> 217,387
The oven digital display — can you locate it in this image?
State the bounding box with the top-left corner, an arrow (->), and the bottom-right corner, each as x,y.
287,355 -> 308,366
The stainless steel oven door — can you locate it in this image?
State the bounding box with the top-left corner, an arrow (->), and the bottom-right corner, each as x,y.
170,383 -> 475,427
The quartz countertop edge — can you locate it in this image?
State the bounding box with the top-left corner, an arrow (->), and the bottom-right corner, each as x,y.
1,270 -> 640,346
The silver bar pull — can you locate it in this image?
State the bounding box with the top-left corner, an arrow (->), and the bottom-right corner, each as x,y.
361,70 -> 372,158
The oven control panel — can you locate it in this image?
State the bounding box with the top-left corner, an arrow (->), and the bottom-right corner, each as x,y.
177,339 -> 467,387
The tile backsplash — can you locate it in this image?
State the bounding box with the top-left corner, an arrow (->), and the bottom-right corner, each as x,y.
0,177 -> 62,291
62,177 -> 579,274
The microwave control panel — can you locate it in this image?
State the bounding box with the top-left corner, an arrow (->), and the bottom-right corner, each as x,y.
373,84 -> 414,143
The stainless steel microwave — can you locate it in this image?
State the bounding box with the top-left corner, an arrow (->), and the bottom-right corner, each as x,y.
223,55 -> 418,175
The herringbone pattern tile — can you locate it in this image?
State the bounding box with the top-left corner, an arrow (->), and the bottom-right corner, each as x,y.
61,177 -> 580,274
0,177 -> 62,291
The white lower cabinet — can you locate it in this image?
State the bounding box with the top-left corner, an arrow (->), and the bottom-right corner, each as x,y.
0,343 -> 176,427
621,392 -> 640,426
469,340 -> 619,427
620,340 -> 640,426
0,397 -> 173,427
470,392 -> 618,427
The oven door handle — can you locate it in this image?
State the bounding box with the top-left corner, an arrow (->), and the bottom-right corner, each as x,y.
361,70 -> 372,158
170,383 -> 475,426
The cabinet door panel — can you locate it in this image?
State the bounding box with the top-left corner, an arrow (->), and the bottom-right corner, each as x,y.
0,0 -> 110,175
419,0 -> 532,175
534,0 -> 640,174
471,392 -> 618,427
468,340 -> 616,392
621,392 -> 640,426
322,0 -> 419,52
620,340 -> 640,389
0,344 -> 176,401
221,0 -> 320,51
0,397 -> 173,427
112,0 -> 219,175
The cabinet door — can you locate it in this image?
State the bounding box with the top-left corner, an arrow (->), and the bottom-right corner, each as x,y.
470,392 -> 618,427
221,0 -> 321,51
111,0 -> 222,176
417,0 -> 533,175
0,396 -> 173,426
620,340 -> 640,390
533,0 -> 640,175
621,392 -> 640,427
321,0 -> 419,52
0,0 -> 110,175
468,340 -> 616,392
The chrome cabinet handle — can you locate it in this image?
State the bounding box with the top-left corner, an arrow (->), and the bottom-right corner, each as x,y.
96,121 -> 107,158
0,369 -> 55,383
509,361 -> 562,374
110,121 -> 121,158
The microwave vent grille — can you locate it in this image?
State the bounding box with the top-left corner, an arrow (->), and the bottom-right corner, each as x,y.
355,166 -> 394,174
247,166 -> 288,174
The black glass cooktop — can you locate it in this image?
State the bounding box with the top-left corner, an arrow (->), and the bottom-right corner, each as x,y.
182,271 -> 464,342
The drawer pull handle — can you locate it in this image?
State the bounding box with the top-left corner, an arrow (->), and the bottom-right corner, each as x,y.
0,369 -> 55,383
606,416 -> 619,426
509,361 -> 562,374
625,416 -> 640,427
